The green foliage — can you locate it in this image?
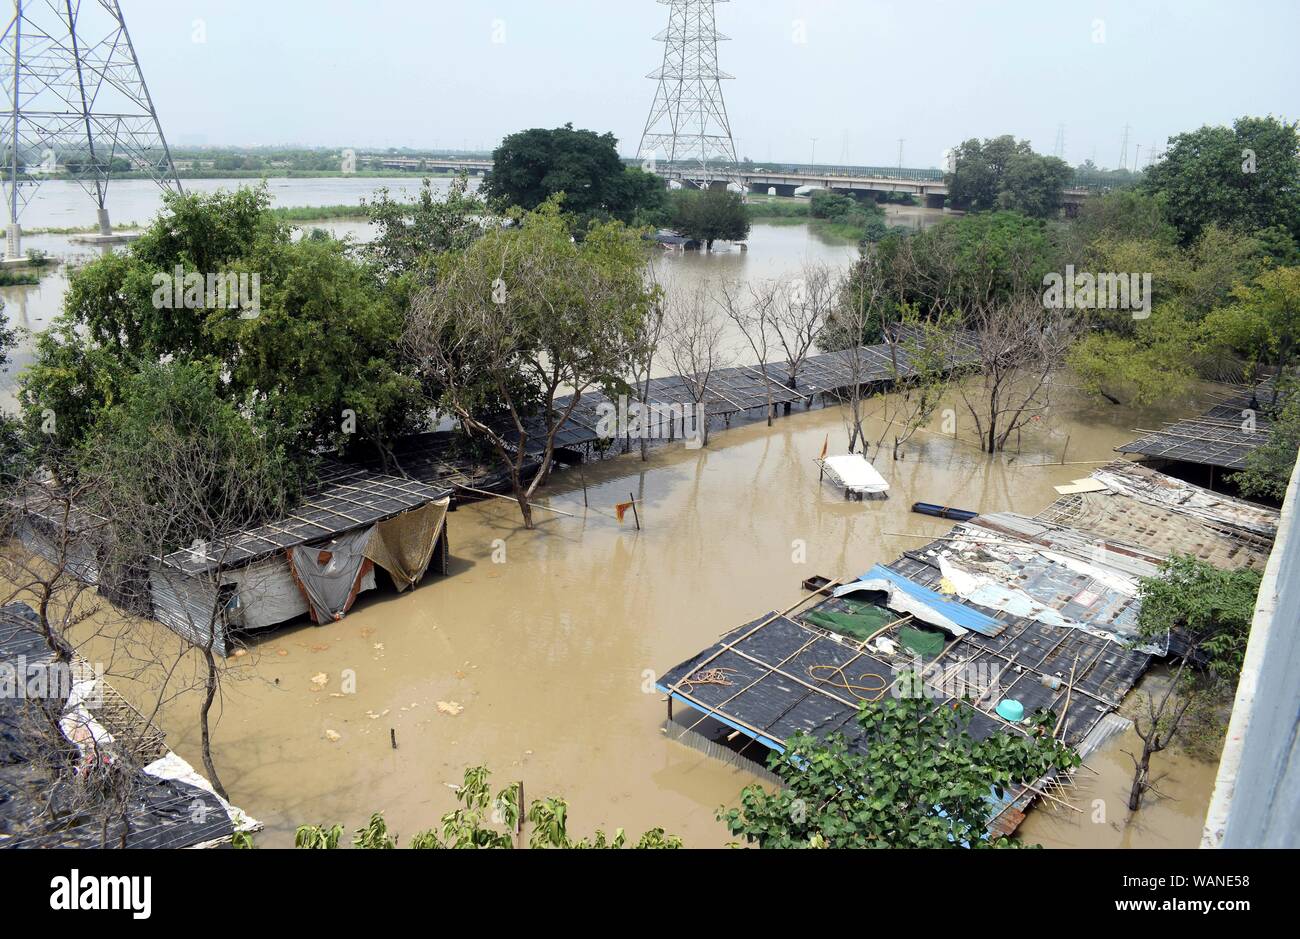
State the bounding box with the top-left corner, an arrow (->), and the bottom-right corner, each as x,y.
720,690 -> 1079,848
292,765 -> 681,849
1137,555 -> 1262,680
484,124 -> 663,226
362,175 -> 485,285
809,191 -> 891,243
294,824 -> 344,849
230,830 -> 256,849
947,135 -> 1072,218
668,187 -> 751,248
18,183 -> 422,464
1201,267 -> 1300,376
353,813 -> 398,849
76,360 -> 299,554
408,199 -> 654,500
1067,304 -> 1198,406
872,210 -> 1061,317
1143,116 -> 1300,245
1231,373 -> 1300,501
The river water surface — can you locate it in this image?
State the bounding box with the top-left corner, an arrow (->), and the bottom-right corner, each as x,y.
3,178 -> 1224,847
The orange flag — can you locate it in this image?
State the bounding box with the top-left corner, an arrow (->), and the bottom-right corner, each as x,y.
819,434 -> 829,461
616,500 -> 635,522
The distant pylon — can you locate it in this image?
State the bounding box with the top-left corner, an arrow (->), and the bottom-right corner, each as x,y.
638,0 -> 738,188
1,0 -> 182,258
1053,124 -> 1066,159
1119,124 -> 1131,172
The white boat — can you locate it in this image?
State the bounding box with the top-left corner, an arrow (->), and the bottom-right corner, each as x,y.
817,454 -> 891,500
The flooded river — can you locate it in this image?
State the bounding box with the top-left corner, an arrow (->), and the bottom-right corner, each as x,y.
62,380 -> 1216,848
2,178 -> 1220,848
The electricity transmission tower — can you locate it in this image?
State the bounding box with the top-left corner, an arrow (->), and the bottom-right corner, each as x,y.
637,0 -> 739,188
1,0 -> 182,259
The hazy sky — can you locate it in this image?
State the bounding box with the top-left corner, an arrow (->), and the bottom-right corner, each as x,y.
124,0 -> 1299,168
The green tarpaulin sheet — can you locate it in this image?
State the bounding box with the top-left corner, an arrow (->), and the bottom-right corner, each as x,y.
900,625 -> 946,658
803,604 -> 897,640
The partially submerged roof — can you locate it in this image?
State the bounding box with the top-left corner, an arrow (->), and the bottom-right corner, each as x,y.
1116,382 -> 1281,471
162,469 -> 452,576
0,603 -> 251,849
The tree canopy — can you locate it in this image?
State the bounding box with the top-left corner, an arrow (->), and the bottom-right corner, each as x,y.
721,691 -> 1079,848
482,123 -> 665,227
946,135 -> 1072,218
1143,116 -> 1300,246
18,185 -> 423,467
668,187 -> 751,250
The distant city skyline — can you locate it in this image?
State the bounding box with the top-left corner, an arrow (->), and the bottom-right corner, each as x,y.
124,0 -> 1299,169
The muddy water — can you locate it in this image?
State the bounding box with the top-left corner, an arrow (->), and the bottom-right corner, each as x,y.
57,382 -> 1210,848
1018,670 -> 1221,849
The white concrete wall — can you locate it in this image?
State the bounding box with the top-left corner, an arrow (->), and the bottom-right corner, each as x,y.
1202,457 -> 1300,848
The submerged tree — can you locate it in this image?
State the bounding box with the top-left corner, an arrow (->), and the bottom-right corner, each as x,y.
77,360 -> 298,799
404,200 -> 656,528
663,282 -> 727,447
1126,556 -> 1263,811
721,691 -> 1078,848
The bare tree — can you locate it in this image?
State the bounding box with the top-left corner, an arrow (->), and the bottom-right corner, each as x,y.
664,283 -> 727,447
770,261 -> 836,402
713,277 -> 780,427
1126,653 -> 1197,812
1,475 -> 211,846
627,269 -> 669,461
958,300 -> 1077,453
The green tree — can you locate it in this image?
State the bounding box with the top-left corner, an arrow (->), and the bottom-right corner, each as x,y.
1201,266 -> 1300,382
1143,116 -> 1300,245
870,211 -> 1061,318
720,691 -> 1079,848
1230,372 -> 1300,501
362,175 -> 485,285
18,184 -> 422,466
404,200 -> 656,528
1138,555 -> 1262,682
484,124 -> 646,221
946,136 -> 1071,218
669,187 -> 751,250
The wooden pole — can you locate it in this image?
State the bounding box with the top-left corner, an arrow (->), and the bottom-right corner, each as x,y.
515,780 -> 524,849
629,492 -> 641,531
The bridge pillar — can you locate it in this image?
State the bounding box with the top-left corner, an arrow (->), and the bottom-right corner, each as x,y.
924,193 -> 946,210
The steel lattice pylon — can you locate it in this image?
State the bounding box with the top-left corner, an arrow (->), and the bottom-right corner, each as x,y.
1,0 -> 181,258
637,0 -> 738,188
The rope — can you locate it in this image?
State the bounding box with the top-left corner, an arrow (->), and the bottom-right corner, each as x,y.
806,664 -> 889,702
679,667 -> 737,694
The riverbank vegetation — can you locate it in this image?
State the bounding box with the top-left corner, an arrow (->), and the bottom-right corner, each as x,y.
1,113 -> 1295,848
268,765 -> 681,849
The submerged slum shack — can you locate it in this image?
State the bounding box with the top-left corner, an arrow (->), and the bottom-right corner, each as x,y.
0,602 -> 258,848
8,483 -> 107,587
656,460 -> 1279,839
150,468 -> 452,656
1116,380 -> 1286,493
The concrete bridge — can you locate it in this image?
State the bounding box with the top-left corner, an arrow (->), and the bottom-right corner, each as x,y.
664,166 -> 1091,212
358,155 -> 493,174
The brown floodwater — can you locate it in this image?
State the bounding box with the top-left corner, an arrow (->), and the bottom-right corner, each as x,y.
51,379 -> 1222,848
